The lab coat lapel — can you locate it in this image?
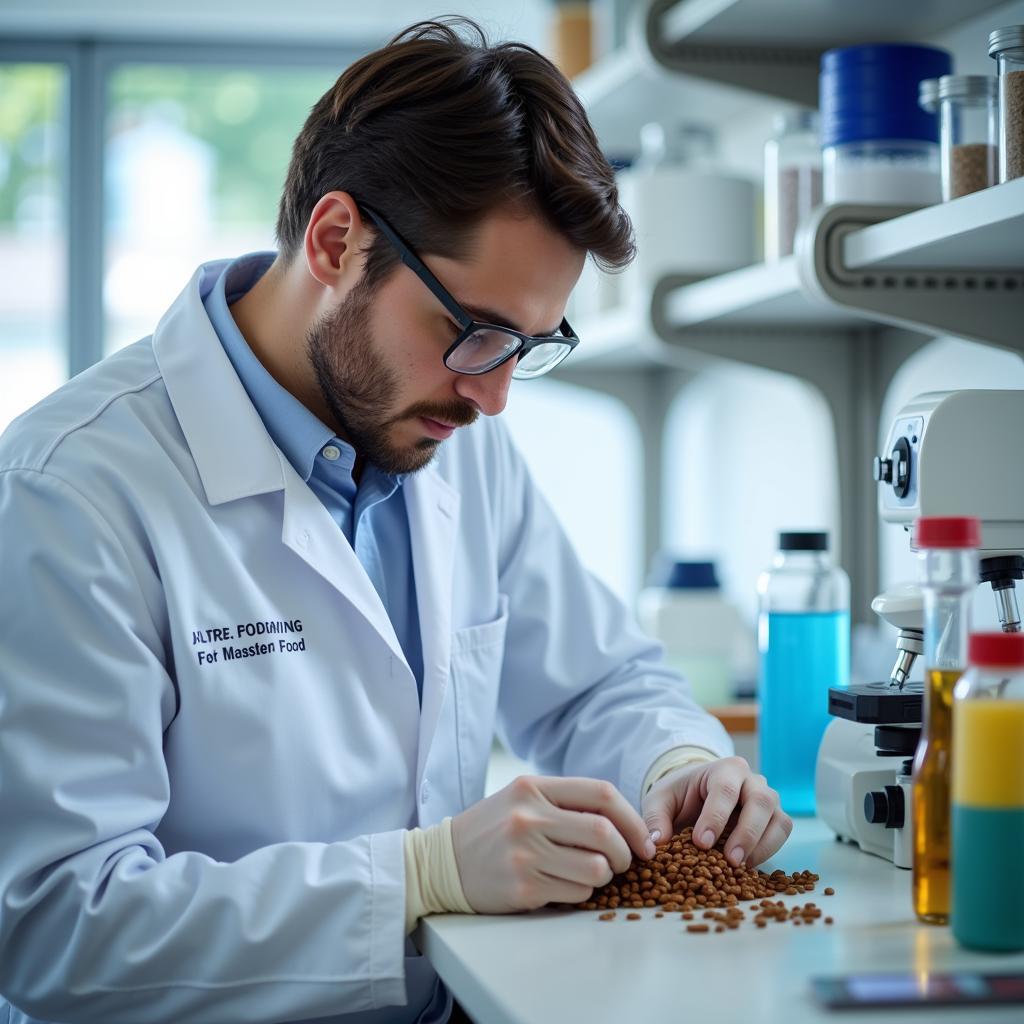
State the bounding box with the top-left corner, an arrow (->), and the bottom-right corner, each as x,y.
278,452 -> 408,666
405,465 -> 460,777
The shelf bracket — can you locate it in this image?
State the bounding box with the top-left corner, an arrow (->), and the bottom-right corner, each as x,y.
796,203 -> 1024,353
640,0 -> 820,106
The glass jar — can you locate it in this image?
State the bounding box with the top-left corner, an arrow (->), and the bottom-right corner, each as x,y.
820,43 -> 950,205
757,531 -> 850,816
935,75 -> 998,200
952,632 -> 1024,952
912,516 -> 980,926
988,25 -> 1024,182
764,110 -> 822,261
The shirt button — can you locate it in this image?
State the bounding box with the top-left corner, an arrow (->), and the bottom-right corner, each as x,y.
420,780 -> 430,803
322,445 -> 341,461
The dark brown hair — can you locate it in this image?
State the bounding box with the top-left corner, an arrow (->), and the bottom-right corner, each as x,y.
275,17 -> 634,285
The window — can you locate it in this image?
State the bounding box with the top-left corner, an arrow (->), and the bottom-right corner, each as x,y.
503,379 -> 643,601
662,364 -> 839,625
0,62 -> 67,434
103,63 -> 338,354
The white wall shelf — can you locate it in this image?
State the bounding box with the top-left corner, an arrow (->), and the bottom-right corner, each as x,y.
657,181 -> 1024,345
568,300 -> 703,370
843,178 -> 1024,271
660,257 -> 861,333
659,0 -> 1005,49
572,47 -> 784,156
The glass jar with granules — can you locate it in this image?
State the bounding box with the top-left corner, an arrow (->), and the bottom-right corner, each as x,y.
988,25 -> 1024,182
935,75 -> 998,200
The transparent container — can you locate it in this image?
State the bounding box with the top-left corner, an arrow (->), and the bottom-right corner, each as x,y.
913,516 -> 980,926
934,75 -> 998,200
764,110 -> 822,261
823,139 -> 941,204
952,632 -> 1024,952
757,531 -> 850,816
820,43 -> 950,206
988,25 -> 1024,182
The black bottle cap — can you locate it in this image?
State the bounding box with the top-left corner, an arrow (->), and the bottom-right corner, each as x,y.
779,531 -> 828,551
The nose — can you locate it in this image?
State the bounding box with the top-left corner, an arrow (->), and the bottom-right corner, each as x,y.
453,357 -> 517,417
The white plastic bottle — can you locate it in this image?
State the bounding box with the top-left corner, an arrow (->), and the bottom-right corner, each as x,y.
637,560 -> 748,708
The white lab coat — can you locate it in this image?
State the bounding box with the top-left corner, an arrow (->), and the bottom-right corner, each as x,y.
0,261 -> 731,1024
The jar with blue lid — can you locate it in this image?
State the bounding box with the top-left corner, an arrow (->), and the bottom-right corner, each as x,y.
821,43 -> 952,205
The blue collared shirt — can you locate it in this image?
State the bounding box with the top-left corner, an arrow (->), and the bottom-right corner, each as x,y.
204,252 -> 424,696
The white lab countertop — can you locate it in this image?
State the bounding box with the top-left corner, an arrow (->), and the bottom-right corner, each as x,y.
418,818 -> 1024,1023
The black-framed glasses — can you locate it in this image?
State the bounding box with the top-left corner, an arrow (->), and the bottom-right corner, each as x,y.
360,204 -> 580,380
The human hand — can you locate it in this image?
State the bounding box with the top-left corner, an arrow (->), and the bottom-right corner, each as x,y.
641,756 -> 792,868
450,775 -> 656,914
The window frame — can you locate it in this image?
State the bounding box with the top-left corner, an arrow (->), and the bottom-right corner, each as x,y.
0,36 -> 366,379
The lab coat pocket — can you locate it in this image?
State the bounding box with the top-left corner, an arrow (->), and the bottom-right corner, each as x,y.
451,594 -> 509,808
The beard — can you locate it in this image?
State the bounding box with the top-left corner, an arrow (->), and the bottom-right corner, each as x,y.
306,278 -> 478,475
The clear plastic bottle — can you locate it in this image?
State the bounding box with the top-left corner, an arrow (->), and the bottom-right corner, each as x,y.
757,531 -> 850,815
912,516 -> 980,926
764,110 -> 822,261
952,632 -> 1024,952
988,25 -> 1024,183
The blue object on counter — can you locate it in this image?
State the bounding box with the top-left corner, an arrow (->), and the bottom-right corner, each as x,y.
820,44 -> 953,148
647,557 -> 720,590
760,610 -> 850,815
758,531 -> 851,816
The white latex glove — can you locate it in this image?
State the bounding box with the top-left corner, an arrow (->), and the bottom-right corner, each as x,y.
450,775 -> 656,914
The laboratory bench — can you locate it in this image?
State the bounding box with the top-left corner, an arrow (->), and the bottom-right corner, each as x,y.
417,818 -> 1024,1023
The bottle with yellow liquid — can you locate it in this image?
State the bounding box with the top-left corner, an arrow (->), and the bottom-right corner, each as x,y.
952,632 -> 1024,951
912,515 -> 979,925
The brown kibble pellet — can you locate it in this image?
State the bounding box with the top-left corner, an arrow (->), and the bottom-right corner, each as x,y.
598,912 -> 616,921
714,925 -> 725,933
686,923 -> 710,933
825,917 -> 834,925
824,888 -> 834,896
626,912 -> 641,920
573,825 -> 831,929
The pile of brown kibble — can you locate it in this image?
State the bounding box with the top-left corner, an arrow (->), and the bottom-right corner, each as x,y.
575,826 -> 835,931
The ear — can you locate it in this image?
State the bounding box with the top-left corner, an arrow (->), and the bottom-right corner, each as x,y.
303,191 -> 370,291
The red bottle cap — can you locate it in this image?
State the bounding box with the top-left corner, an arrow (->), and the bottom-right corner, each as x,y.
969,632 -> 1024,668
912,516 -> 981,549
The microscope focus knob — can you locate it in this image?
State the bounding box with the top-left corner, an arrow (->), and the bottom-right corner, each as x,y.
864,785 -> 906,829
873,456 -> 893,483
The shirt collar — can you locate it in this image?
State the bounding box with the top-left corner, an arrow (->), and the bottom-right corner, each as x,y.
204,251 -> 337,482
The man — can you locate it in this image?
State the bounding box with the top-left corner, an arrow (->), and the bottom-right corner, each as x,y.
0,19 -> 791,1024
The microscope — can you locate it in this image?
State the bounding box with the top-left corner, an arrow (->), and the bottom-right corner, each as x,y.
815,390 -> 1024,867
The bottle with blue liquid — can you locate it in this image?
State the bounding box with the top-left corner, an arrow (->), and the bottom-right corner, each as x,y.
758,532 -> 850,815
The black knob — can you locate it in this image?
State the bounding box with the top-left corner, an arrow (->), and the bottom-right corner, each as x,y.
864,785 -> 905,828
873,456 -> 893,483
864,790 -> 889,824
891,437 -> 912,498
